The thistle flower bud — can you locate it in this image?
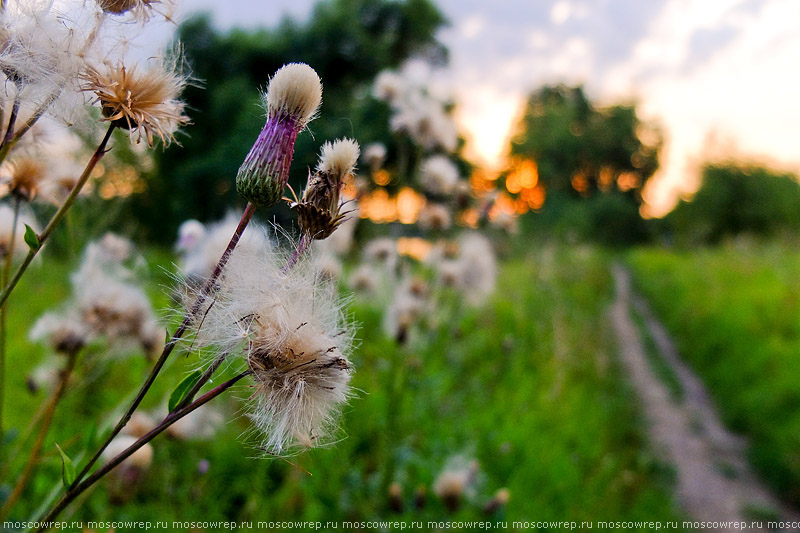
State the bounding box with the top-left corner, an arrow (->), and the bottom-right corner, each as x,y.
237,63 -> 322,207
290,138 -> 359,240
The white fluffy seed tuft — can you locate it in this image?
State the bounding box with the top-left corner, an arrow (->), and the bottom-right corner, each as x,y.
186,227 -> 354,454
265,63 -> 322,126
317,138 -> 360,178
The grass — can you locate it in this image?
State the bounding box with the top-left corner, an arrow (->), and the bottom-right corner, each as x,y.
0,243 -> 685,527
628,241 -> 800,504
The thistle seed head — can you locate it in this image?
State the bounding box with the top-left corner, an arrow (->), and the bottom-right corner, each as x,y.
291,138 -> 359,240
82,59 -> 189,147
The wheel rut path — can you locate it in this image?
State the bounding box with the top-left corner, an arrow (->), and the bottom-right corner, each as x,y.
610,264 -> 799,531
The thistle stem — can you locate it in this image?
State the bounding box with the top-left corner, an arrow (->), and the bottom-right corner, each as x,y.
71,202 -> 257,487
0,124 -> 115,308
0,349 -> 80,521
0,96 -> 21,150
173,352 -> 228,412
36,371 -> 250,530
0,196 -> 20,446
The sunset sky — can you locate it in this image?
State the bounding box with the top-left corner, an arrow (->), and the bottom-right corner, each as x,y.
160,0 -> 800,216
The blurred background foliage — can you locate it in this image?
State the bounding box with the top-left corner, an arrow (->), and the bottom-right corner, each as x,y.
126,0 -> 448,244
82,0 -> 800,251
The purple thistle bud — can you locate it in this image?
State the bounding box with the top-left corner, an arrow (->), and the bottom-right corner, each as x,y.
236,63 -> 322,207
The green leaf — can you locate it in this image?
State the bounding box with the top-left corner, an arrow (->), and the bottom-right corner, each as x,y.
168,370 -> 202,412
23,224 -> 40,251
55,443 -> 75,489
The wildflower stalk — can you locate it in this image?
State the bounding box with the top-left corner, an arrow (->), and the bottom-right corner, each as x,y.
0,96 -> 22,150
0,349 -> 80,520
173,352 -> 228,412
0,124 -> 115,308
0,196 -> 20,442
72,202 -> 257,487
0,92 -> 58,165
37,370 -> 250,529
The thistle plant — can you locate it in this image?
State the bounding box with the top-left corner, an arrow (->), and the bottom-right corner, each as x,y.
2,57 -> 366,528
0,0 -> 191,454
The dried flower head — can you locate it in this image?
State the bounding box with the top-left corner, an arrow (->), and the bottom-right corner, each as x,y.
363,142 -> 387,171
29,313 -> 90,355
82,59 -> 189,147
1,157 -> 46,202
417,203 -> 452,231
186,231 -> 354,454
433,456 -> 480,512
237,63 -> 322,207
97,0 -> 173,20
290,138 -> 359,240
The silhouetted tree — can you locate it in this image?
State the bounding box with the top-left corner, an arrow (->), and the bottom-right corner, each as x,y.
507,85 -> 662,245
666,163 -> 800,244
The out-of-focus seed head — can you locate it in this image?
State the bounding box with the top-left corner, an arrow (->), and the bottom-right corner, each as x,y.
236,63 -> 322,207
1,157 -> 46,202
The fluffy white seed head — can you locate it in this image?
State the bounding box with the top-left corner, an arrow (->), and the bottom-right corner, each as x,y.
29,312 -> 90,355
452,232 -> 497,306
434,456 -> 480,511
317,138 -> 360,178
124,412 -> 156,439
30,235 -> 160,355
176,219 -> 206,253
417,203 -> 452,231
363,142 -> 387,170
383,276 -> 428,343
363,237 -> 398,272
265,63 -> 322,126
179,213 -> 271,281
186,229 -> 354,454
348,263 -> 382,295
420,156 -> 459,196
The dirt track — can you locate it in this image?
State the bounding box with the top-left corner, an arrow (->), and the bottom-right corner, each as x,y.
610,264 -> 798,531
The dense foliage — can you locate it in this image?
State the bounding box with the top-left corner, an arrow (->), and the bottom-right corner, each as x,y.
664,164 -> 800,245
508,85 -> 662,246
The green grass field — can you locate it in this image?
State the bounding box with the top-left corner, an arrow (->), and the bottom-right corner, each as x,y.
629,242 -> 800,504
0,245 -> 686,528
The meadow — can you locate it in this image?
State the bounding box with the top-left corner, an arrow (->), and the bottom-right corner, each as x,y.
0,243 -> 687,527
629,241 -> 800,504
